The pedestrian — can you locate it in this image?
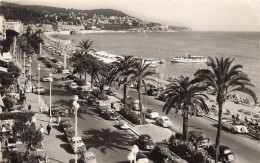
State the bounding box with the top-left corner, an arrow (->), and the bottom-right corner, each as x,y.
28,104 -> 31,111
111,102 -> 114,109
40,124 -> 45,135
47,123 -> 51,135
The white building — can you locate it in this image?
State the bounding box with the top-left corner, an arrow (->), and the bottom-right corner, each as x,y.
5,21 -> 23,34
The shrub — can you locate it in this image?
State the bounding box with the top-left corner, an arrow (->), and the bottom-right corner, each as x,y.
3,97 -> 15,112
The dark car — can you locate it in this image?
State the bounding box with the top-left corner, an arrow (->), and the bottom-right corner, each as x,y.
96,105 -> 109,114
206,145 -> 235,163
104,89 -> 116,96
63,128 -> 75,142
86,94 -> 99,106
136,134 -> 155,150
59,119 -> 74,132
151,144 -> 188,163
103,109 -> 118,120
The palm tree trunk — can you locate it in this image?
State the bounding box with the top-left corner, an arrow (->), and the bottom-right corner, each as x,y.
84,72 -> 87,85
91,76 -> 93,88
215,102 -> 223,163
183,109 -> 189,141
123,84 -> 127,106
137,87 -> 144,121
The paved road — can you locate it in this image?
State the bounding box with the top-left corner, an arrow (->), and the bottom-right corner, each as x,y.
29,47 -> 260,163
25,56 -> 137,163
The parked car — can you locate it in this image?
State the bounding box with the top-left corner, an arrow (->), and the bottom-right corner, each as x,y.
136,134 -> 155,150
51,106 -> 69,117
42,76 -> 52,82
206,144 -> 235,163
156,116 -> 172,128
103,109 -> 119,120
144,109 -> 159,119
34,87 -> 45,94
96,105 -> 109,114
221,118 -> 249,133
104,89 -> 116,96
136,152 -> 149,163
59,119 -> 73,132
79,152 -> 97,163
63,128 -> 75,142
118,120 -> 130,130
68,82 -> 79,91
69,136 -> 86,154
151,144 -> 188,163
86,94 -> 99,106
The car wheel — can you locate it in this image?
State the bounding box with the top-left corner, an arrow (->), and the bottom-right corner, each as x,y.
231,128 -> 236,133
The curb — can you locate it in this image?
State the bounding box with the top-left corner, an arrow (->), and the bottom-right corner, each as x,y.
203,115 -> 218,122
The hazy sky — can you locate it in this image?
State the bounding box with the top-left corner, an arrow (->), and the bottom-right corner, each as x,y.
4,0 -> 260,31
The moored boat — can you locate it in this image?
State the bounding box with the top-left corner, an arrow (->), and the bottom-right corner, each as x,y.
170,55 -> 207,63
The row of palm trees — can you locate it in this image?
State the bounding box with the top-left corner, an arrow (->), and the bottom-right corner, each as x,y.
71,39 -> 257,163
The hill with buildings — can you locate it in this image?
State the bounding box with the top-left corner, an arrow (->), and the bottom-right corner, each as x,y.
0,1 -> 190,31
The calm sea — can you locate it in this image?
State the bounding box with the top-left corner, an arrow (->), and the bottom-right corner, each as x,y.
52,31 -> 260,99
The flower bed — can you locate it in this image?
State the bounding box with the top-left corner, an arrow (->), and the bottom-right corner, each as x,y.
31,141 -> 44,151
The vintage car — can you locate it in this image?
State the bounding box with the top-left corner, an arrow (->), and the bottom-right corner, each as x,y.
69,136 -> 86,154
86,94 -> 99,106
51,106 -> 69,117
156,116 -> 172,128
59,119 -> 74,132
144,109 -> 159,119
42,76 -> 52,82
103,109 -> 119,120
206,144 -> 235,163
188,130 -> 210,149
63,128 -> 75,142
221,118 -> 249,133
79,152 -> 97,163
34,87 -> 46,94
151,144 -> 188,163
118,120 -> 130,130
136,134 -> 155,150
68,82 -> 79,91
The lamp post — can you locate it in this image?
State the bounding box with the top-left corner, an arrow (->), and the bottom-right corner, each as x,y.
73,95 -> 80,163
37,64 -> 41,109
29,57 -> 32,85
127,145 -> 139,163
23,53 -> 26,77
49,73 -> 53,122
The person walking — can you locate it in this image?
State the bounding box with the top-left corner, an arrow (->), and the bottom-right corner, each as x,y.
47,123 -> 51,135
28,104 -> 31,111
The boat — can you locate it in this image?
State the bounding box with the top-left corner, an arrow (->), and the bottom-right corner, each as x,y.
170,55 -> 207,63
157,59 -> 165,64
143,58 -> 159,68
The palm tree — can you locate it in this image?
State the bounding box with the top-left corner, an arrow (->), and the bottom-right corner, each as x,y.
194,57 -> 257,163
70,39 -> 96,85
163,76 -> 208,140
123,59 -> 157,120
110,55 -> 137,106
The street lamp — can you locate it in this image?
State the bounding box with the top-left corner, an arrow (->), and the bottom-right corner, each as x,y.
37,64 -> 41,107
73,95 -> 80,163
49,73 -> 53,121
29,57 -> 32,85
23,53 -> 26,77
127,145 -> 139,163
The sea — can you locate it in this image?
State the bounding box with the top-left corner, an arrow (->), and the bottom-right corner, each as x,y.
52,31 -> 260,99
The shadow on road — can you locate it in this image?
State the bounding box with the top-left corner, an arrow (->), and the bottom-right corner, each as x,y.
60,143 -> 73,154
56,134 -> 65,142
82,128 -> 136,154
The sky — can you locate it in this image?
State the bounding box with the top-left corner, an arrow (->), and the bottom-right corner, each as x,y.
3,0 -> 260,31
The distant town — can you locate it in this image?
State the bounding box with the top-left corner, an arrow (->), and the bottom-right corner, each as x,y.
0,1 -> 190,35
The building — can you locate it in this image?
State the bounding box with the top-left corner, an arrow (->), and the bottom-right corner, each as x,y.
0,15 -> 6,41
5,21 -> 23,34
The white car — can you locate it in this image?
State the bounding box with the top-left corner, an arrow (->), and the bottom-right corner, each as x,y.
221,118 -> 249,133
79,152 -> 97,163
119,120 -> 130,130
69,136 -> 86,154
34,87 -> 45,94
42,76 -> 52,82
68,82 -> 78,90
144,109 -> 159,119
156,116 -> 172,128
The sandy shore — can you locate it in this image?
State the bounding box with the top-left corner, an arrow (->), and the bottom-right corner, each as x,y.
44,30 -> 127,36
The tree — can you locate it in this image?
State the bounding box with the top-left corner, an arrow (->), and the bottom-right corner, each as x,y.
0,72 -> 15,93
122,59 -> 156,120
110,55 -> 137,106
2,97 -> 15,112
20,124 -> 43,150
163,76 -> 208,140
70,39 -> 96,85
194,57 -> 257,163
7,61 -> 21,78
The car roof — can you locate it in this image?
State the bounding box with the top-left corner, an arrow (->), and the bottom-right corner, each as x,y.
72,136 -> 82,141
160,116 -> 169,119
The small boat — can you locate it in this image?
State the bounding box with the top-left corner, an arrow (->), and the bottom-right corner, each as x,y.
170,55 -> 207,63
157,59 -> 165,64
143,58 -> 159,68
